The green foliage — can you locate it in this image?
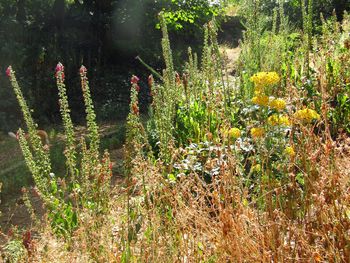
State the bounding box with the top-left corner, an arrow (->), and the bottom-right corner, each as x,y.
6,63 -> 112,239
237,0 -> 350,26
175,101 -> 220,144
2,238 -> 27,263
2,1 -> 350,260
156,0 -> 225,31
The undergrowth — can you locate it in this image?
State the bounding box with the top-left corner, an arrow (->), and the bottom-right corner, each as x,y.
1,3 -> 350,263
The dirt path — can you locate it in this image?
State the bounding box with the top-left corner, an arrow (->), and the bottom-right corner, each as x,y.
220,45 -> 241,75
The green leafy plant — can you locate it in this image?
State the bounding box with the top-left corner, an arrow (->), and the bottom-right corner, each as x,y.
6,63 -> 112,239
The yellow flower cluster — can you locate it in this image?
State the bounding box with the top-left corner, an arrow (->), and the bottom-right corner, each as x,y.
294,109 -> 320,123
284,146 -> 296,157
251,127 -> 265,139
228,128 -> 241,140
269,98 -> 286,111
252,95 -> 269,106
267,114 -> 290,126
250,72 -> 280,90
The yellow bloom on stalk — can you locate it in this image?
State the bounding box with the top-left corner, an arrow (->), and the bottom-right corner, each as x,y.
251,127 -> 265,139
294,109 -> 320,123
228,128 -> 241,140
250,72 -> 280,88
269,98 -> 286,111
254,86 -> 264,95
284,146 -> 296,157
268,114 -> 290,126
252,95 -> 269,106
279,115 -> 290,126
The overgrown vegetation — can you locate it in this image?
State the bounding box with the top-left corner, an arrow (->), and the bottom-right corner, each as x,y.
0,0 -> 227,131
1,0 -> 350,262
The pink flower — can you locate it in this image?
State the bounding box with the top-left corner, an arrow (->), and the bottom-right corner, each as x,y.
131,75 -> 140,84
55,62 -> 64,73
6,66 -> 12,78
55,62 -> 65,80
80,65 -> 87,75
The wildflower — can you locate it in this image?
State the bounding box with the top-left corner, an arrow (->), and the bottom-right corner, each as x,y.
228,127 -> 241,140
284,146 -> 296,157
279,115 -> 290,126
6,66 -> 12,78
251,127 -> 265,139
131,75 -> 140,84
79,65 -> 87,75
269,98 -> 286,111
252,95 -> 269,106
250,72 -> 280,88
254,86 -> 264,95
55,62 -> 65,80
268,114 -> 290,126
294,108 -> 320,123
267,115 -> 279,126
55,62 -> 64,72
131,75 -> 140,92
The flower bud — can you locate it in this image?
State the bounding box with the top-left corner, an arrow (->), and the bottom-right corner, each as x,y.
55,62 -> 64,73
6,66 -> 12,78
80,65 -> 87,75
131,75 -> 140,84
